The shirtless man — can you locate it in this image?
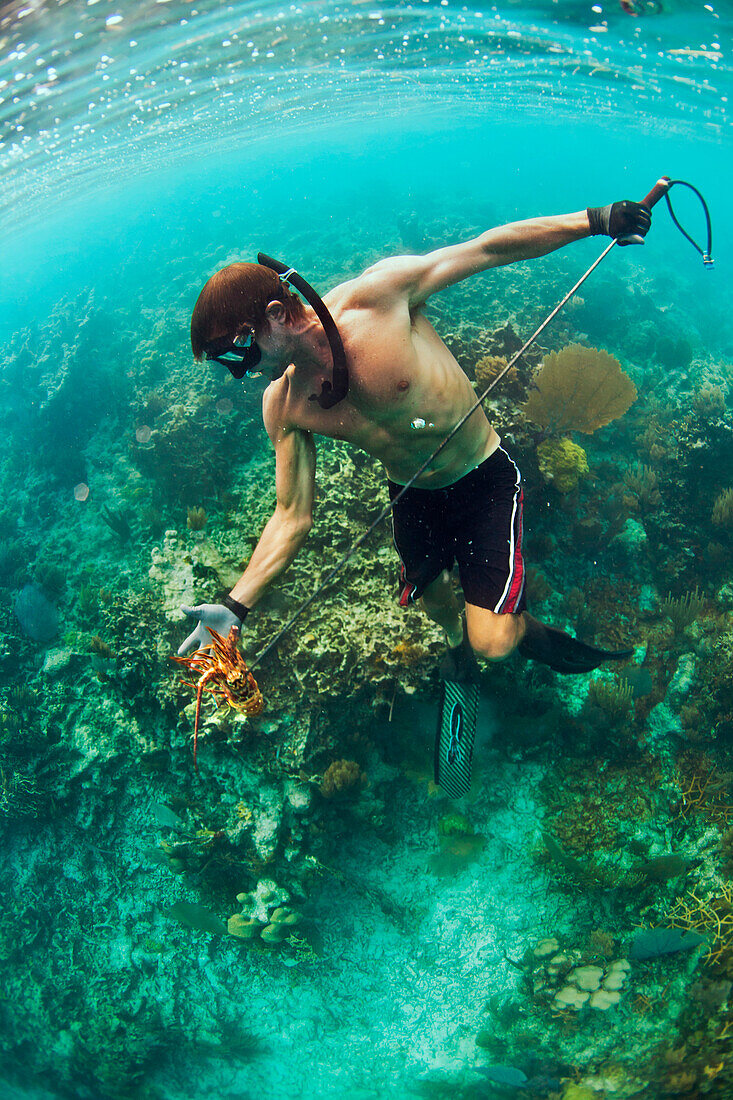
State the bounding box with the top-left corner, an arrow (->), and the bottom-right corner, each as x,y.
180,200 -> 650,670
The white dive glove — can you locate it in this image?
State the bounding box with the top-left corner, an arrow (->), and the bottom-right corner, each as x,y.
177,602 -> 245,656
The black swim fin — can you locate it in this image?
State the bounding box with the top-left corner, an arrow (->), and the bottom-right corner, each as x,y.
518,613 -> 633,675
435,624 -> 480,799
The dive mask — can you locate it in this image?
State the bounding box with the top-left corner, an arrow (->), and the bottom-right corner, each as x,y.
205,326 -> 262,379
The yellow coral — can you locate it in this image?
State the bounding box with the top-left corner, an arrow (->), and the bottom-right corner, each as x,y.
537,438 -> 589,493
227,914 -> 260,940
561,1086 -> 597,1100
667,884 -> 733,967
320,759 -> 365,799
523,344 -> 637,434
475,353 -> 521,394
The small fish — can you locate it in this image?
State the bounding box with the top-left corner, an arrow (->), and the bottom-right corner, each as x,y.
163,901 -> 227,935
151,802 -> 189,833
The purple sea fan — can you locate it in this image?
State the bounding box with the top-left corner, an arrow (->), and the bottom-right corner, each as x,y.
14,583 -> 59,643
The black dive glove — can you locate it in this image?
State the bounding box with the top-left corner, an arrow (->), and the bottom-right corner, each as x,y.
587,200 -> 651,245
177,596 -> 250,656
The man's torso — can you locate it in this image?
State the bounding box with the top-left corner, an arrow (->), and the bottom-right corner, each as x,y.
267,273 -> 499,488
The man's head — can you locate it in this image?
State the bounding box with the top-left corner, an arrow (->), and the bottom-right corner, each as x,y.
190,262 -> 306,376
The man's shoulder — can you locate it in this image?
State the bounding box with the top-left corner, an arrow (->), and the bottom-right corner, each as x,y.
328,259 -> 415,312
262,376 -> 291,441
262,376 -> 317,443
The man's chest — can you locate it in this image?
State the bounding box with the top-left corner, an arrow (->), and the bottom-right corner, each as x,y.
280,304 -> 459,445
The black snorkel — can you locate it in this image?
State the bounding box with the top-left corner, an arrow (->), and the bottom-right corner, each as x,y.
257,253 -> 349,409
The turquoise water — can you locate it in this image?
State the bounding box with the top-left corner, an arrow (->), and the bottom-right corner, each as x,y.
3,2 -> 733,1099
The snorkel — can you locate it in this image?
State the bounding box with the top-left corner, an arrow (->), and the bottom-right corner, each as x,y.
257,253 -> 349,409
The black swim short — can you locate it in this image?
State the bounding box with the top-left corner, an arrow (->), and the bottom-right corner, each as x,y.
388,444 -> 526,614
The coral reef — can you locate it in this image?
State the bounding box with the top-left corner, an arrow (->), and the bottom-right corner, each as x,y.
623,463 -> 661,512
655,333 -> 694,371
3,203 -> 733,1098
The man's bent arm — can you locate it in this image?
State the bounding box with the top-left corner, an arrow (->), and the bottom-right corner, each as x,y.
228,424 -> 316,610
363,210 -> 591,307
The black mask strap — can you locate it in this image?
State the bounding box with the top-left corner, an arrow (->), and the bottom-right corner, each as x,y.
257,253 -> 349,409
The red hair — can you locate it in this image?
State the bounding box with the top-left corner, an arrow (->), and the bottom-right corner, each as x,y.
190,262 -> 306,360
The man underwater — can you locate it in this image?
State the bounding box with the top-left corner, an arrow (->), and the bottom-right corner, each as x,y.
180,200 -> 650,674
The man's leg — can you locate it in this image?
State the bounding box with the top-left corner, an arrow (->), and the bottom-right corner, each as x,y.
465,602 -> 526,661
420,569 -> 464,649
465,603 -> 634,672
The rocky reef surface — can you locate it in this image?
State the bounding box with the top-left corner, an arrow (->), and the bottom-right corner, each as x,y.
2,208 -> 733,1099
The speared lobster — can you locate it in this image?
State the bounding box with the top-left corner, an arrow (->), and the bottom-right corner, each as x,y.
172,625 -> 264,772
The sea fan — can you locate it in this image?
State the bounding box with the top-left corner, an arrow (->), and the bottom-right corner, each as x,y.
522,344 -> 637,434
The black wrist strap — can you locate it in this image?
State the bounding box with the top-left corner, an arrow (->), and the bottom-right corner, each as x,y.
222,594 -> 250,623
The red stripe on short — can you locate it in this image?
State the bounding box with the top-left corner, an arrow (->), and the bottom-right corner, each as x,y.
500,488 -> 525,613
399,581 -> 417,607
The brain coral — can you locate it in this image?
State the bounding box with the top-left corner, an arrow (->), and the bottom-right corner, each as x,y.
522,344 -> 637,434
537,438 -> 589,494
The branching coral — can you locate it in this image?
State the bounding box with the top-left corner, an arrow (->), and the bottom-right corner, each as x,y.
522,344 -> 637,434
474,353 -> 511,386
474,353 -> 524,399
545,790 -> 619,858
667,885 -> 733,970
585,677 -> 634,724
712,489 -> 733,528
186,506 -> 207,531
686,637 -> 733,741
662,587 -> 705,634
101,505 -> 132,544
624,464 -> 661,511
674,758 -> 733,826
693,383 -> 726,418
89,636 -> 113,659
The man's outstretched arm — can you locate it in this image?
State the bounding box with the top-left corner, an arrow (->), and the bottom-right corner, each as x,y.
362,202 -> 650,307
178,405 -> 315,654
227,422 -> 316,611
